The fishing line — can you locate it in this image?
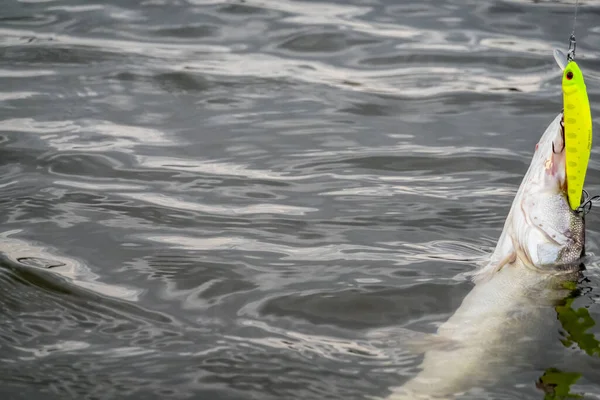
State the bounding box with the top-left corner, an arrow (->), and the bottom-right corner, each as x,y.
572,0 -> 580,36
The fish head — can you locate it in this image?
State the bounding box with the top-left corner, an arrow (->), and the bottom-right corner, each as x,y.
510,113 -> 585,268
477,113 -> 586,283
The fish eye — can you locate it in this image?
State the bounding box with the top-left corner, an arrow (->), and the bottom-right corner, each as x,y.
566,71 -> 574,80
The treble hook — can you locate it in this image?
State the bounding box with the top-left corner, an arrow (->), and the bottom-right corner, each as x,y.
576,189 -> 600,215
553,115 -> 566,154
552,141 -> 565,154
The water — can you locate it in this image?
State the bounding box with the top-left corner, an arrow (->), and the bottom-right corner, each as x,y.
2,0 -> 600,398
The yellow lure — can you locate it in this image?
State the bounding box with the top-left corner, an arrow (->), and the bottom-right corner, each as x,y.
562,60 -> 593,210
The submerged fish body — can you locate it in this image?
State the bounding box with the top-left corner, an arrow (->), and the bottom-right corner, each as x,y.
388,265 -> 580,400
386,114 -> 586,399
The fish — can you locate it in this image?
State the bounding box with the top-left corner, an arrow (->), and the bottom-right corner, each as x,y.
383,113 -> 587,399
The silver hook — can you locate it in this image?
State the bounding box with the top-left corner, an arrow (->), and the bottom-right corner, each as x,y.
567,33 -> 576,61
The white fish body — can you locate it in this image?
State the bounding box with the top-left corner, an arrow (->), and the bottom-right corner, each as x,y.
385,113 -> 585,399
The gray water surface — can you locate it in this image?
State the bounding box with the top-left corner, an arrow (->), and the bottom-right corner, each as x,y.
2,0 -> 600,399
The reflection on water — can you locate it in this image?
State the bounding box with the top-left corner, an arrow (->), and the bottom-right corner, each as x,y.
1,0 -> 600,399
537,368 -> 583,400
535,277 -> 600,400
557,287 -> 600,357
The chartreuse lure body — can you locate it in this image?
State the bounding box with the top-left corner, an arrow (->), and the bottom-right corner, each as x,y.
562,60 -> 592,210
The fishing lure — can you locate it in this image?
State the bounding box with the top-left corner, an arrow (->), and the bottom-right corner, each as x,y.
562,59 -> 593,210
552,0 -> 593,210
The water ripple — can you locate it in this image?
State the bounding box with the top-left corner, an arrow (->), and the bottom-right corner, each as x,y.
2,0 -> 600,399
